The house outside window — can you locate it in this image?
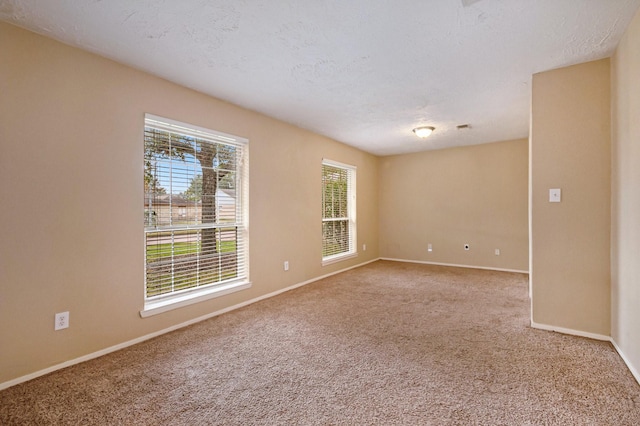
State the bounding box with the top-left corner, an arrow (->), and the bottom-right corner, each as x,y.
322,159 -> 356,265
142,114 -> 249,315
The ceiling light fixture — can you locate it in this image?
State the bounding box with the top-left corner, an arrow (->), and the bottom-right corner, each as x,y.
412,126 -> 435,138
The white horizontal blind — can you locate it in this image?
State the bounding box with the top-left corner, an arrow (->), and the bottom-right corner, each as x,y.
144,114 -> 248,301
322,160 -> 356,261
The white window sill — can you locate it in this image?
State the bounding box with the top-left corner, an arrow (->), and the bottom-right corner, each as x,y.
140,280 -> 252,318
322,252 -> 358,266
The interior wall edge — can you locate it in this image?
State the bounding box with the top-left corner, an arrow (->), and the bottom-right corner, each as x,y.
530,322 -> 640,386
610,338 -> 640,387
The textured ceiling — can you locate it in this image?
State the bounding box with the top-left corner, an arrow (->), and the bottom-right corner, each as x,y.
2,0 -> 639,155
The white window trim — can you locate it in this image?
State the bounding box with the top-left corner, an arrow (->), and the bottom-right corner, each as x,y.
140,280 -> 252,317
322,159 -> 357,266
141,114 -> 250,316
322,251 -> 358,266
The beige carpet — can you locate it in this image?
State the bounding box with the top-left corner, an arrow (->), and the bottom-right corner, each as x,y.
1,260 -> 639,425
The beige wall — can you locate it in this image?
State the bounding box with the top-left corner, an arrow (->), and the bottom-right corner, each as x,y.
530,59 -> 611,336
612,8 -> 640,379
379,139 -> 529,272
0,22 -> 379,385
6,12 -> 637,389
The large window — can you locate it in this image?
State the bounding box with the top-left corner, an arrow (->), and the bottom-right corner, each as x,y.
143,115 -> 249,314
322,159 -> 356,264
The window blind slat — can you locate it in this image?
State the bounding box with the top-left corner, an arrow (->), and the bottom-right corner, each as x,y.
322,161 -> 356,261
144,116 -> 248,301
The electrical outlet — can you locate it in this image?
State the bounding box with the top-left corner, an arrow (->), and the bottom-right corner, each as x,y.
428,243 -> 433,252
549,188 -> 561,202
284,261 -> 289,271
362,244 -> 367,251
495,249 -> 500,256
55,311 -> 69,331
464,244 -> 470,251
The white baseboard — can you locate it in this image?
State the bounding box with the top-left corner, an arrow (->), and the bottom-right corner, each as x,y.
7,257 -> 637,392
530,320 -> 611,341
0,257 -> 381,391
531,322 -> 640,386
380,257 -> 529,274
610,339 -> 640,386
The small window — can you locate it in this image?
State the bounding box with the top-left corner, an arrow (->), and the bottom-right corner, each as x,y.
322,159 -> 357,265
143,115 -> 249,315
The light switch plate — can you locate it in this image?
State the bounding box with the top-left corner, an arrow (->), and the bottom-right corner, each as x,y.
549,188 -> 561,202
